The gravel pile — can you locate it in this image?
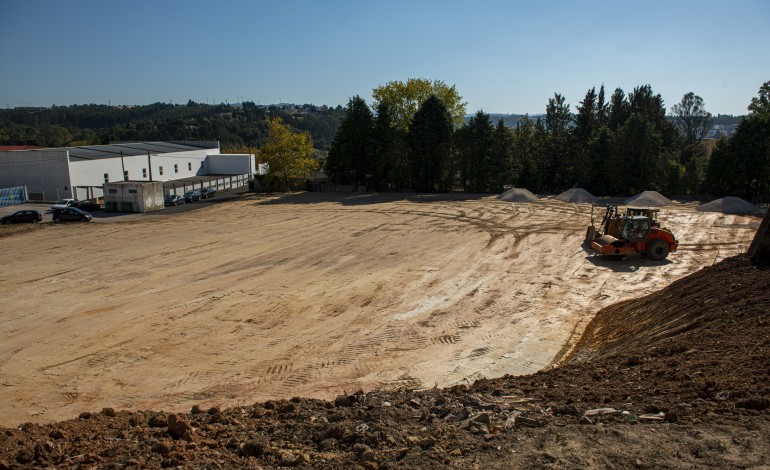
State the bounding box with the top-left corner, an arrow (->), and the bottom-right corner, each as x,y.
555,188 -> 598,204
498,188 -> 539,203
625,191 -> 671,207
697,196 -> 758,214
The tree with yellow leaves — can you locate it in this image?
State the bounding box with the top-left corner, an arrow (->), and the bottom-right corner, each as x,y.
259,117 -> 318,191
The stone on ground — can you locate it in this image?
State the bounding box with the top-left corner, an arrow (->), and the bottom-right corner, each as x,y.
555,188 -> 598,204
625,191 -> 671,207
498,188 -> 539,203
697,196 -> 758,214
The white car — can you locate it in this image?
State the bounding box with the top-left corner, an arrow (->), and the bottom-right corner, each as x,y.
51,198 -> 78,210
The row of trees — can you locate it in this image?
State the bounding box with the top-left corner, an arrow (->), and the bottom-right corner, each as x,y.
0,102 -> 344,151
325,78 -> 770,200
705,82 -> 770,199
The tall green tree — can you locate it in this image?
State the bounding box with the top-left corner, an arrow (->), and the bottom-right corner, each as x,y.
407,95 -> 453,192
671,92 -> 713,146
455,111 -> 495,192
325,96 -> 374,187
490,119 -> 515,192
705,80 -> 770,199
671,92 -> 713,192
371,101 -> 401,191
542,93 -> 571,191
372,78 -> 467,131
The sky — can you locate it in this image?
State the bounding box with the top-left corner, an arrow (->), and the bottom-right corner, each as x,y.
0,0 -> 768,116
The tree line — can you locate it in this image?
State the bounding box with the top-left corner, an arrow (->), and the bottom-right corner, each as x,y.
0,101 -> 344,152
325,79 -> 770,200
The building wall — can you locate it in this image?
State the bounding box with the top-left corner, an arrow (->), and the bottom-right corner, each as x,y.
103,181 -> 165,213
69,148 -> 217,199
0,150 -> 72,201
204,153 -> 254,175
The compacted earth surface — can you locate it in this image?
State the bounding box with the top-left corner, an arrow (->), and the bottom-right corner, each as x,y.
0,192 -> 766,468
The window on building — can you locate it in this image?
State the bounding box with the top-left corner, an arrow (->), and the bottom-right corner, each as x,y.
109,189 -> 118,194
174,164 -> 178,173
104,173 -> 109,183
128,189 -> 138,194
188,162 -> 192,171
142,168 -> 147,178
123,170 -> 129,180
159,166 -> 164,176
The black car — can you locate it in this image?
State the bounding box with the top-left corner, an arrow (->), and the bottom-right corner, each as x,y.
165,194 -> 185,206
183,190 -> 201,203
52,207 -> 92,222
76,200 -> 101,212
200,187 -> 217,199
0,210 -> 43,224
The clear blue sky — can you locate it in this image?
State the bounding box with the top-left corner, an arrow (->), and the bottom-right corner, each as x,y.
1,0 -> 768,115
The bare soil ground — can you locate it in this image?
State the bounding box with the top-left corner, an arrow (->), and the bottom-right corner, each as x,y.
2,192 -> 768,469
0,193 -> 758,428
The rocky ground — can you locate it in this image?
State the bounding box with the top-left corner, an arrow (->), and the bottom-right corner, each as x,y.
1,254 -> 768,469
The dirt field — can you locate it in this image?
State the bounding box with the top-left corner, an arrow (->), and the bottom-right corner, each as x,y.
0,192 -> 759,426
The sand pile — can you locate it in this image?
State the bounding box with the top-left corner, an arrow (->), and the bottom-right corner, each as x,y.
625,191 -> 671,207
697,196 -> 758,214
498,188 -> 539,203
555,188 -> 598,204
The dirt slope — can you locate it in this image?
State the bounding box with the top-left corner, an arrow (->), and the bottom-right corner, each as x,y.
1,254 -> 768,469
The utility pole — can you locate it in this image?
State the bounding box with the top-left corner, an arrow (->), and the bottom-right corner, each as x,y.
147,151 -> 153,181
120,151 -> 127,181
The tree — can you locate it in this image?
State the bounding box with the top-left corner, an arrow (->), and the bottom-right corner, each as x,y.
455,111 -> 495,192
259,117 -> 317,191
490,119 -> 515,192
748,80 -> 770,116
407,95 -> 453,192
607,88 -> 629,131
371,101 -> 402,190
325,96 -> 374,187
542,93 -> 571,191
671,92 -> 712,146
671,92 -> 712,192
372,78 -> 467,131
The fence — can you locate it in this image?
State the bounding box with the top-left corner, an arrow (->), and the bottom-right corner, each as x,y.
0,186 -> 26,207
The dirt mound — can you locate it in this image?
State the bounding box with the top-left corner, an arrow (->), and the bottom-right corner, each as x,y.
498,187 -> 538,203
554,188 -> 597,204
624,190 -> 671,207
2,256 -> 769,468
697,196 -> 758,214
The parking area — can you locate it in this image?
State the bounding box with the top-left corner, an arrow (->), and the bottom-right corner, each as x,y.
0,188 -> 249,224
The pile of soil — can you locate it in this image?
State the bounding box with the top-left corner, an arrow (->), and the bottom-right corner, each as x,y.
697,196 -> 759,214
554,188 -> 598,204
498,188 -> 539,203
624,191 -> 672,207
2,256 -> 769,469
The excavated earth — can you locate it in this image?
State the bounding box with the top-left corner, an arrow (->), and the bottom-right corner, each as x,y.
1,193 -> 768,468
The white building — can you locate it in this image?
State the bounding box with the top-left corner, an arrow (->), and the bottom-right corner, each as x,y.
0,141 -> 255,202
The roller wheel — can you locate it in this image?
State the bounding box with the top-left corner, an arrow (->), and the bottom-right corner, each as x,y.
646,239 -> 669,261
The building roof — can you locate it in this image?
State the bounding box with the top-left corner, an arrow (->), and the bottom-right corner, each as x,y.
65,141 -> 219,161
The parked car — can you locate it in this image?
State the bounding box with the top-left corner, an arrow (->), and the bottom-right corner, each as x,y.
52,207 -> 92,223
200,187 -> 217,199
183,190 -> 201,202
165,194 -> 185,206
0,210 -> 43,224
76,200 -> 101,212
52,198 -> 78,210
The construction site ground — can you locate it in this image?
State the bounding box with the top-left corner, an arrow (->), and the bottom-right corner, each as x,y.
0,192 -> 766,468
